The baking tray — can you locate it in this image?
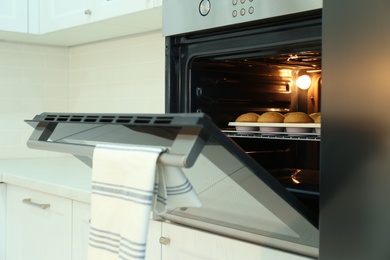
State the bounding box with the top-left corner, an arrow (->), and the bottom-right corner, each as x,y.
228,122 -> 321,137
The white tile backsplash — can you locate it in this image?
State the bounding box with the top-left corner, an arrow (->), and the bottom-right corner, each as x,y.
0,30 -> 165,159
69,31 -> 165,114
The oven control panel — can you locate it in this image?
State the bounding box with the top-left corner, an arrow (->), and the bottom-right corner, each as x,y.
231,0 -> 255,18
163,0 -> 322,36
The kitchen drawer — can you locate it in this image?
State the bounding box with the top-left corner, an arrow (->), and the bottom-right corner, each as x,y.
6,184 -> 72,260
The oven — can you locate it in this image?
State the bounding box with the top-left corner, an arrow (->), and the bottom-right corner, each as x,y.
164,6 -> 322,208
163,1 -> 322,257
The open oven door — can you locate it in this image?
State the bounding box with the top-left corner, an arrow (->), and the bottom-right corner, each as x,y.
25,112 -> 318,257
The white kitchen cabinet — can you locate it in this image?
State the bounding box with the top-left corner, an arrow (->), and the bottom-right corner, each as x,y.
93,0 -> 160,22
39,0 -> 94,33
39,0 -> 162,34
146,219 -> 162,260
72,201 -> 91,260
0,183 -> 5,260
161,222 -> 314,260
0,0 -> 162,46
5,185 -> 72,260
0,0 -> 28,33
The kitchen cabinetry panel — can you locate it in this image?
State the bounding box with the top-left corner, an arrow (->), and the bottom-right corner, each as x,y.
39,0 -> 162,34
0,0 -> 28,33
72,201 -> 91,260
161,223 -> 313,260
39,0 -> 94,33
92,0 -> 157,21
0,184 -> 5,260
5,185 -> 72,260
0,0 -> 162,46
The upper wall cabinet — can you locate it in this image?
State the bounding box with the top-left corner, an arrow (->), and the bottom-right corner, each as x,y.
40,0 -> 162,34
0,0 -> 28,33
93,0 -> 161,23
0,0 -> 162,46
39,0 -> 93,33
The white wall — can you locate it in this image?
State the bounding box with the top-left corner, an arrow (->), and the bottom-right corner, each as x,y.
0,30 -> 165,159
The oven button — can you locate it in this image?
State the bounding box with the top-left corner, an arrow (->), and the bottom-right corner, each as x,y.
199,0 -> 211,16
240,8 -> 246,16
240,0 -> 245,3
232,10 -> 238,17
232,0 -> 238,5
249,6 -> 254,14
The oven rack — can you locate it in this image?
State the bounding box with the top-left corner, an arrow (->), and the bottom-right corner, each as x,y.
222,129 -> 321,141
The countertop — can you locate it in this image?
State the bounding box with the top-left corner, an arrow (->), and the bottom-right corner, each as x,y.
0,157 -> 92,203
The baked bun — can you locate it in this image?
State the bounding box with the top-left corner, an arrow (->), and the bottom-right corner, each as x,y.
235,112 -> 260,122
309,112 -> 321,121
284,112 -> 314,123
257,112 -> 284,123
314,115 -> 321,124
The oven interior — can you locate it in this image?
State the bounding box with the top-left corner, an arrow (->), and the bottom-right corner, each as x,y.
189,52 -> 321,218
190,52 -> 322,127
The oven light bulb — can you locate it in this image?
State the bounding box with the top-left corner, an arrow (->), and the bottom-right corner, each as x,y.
296,75 -> 312,90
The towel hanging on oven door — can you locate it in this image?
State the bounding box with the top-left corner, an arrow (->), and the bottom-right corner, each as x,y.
88,143 -> 201,260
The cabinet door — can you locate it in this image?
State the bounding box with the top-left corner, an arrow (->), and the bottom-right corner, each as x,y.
146,219 -> 162,260
72,201 -> 91,260
6,185 -> 72,260
39,0 -> 94,33
93,0 -> 155,21
0,0 -> 28,33
39,0 -> 162,34
161,223 -> 314,260
0,184 -> 5,260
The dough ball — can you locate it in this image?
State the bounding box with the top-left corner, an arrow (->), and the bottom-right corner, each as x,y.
284,112 -> 314,123
257,112 -> 284,123
235,112 -> 260,122
309,112 -> 321,121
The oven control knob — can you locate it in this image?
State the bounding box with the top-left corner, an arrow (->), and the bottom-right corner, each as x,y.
199,0 -> 211,16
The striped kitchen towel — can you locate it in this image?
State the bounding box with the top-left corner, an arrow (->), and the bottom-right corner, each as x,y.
88,143 -> 201,260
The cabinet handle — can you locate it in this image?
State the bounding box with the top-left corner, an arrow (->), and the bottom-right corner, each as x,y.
22,198 -> 50,210
84,9 -> 92,15
159,237 -> 171,245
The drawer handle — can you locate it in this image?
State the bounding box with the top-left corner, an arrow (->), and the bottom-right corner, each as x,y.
22,198 -> 50,209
